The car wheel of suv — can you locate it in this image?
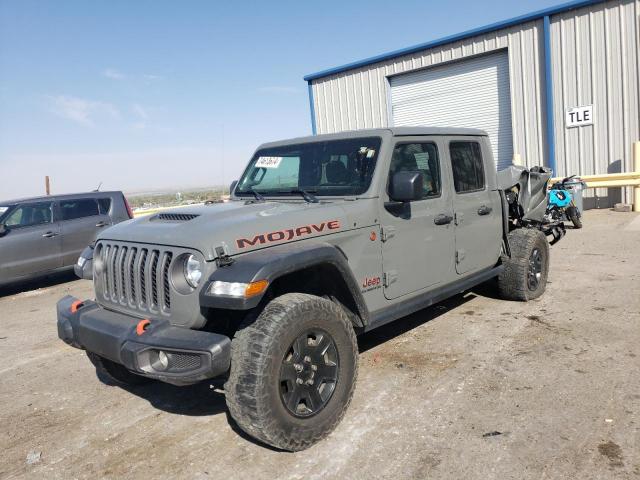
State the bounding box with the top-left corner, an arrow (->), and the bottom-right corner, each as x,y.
498,228 -> 549,301
87,352 -> 151,386
225,293 -> 358,451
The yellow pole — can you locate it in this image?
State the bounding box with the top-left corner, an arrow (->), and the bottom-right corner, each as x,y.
634,142 -> 640,212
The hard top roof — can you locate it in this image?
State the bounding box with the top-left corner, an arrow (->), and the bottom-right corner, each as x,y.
258,127 -> 487,149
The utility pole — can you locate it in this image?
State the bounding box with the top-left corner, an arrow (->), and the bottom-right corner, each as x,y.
221,123 -> 225,197
45,176 -> 51,195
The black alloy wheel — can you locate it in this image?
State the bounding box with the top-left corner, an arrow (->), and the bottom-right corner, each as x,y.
527,247 -> 543,291
279,329 -> 339,417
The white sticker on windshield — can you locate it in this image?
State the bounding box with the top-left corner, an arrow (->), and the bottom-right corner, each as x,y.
366,149 -> 376,158
256,156 -> 283,169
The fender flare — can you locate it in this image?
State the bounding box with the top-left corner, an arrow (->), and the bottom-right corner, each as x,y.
199,242 -> 369,325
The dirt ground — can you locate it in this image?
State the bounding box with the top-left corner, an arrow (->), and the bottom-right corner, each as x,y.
1,210 -> 639,479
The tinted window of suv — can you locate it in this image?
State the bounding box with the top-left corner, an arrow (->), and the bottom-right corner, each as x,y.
60,199 -> 99,221
4,202 -> 53,228
97,198 -> 112,215
450,141 -> 485,193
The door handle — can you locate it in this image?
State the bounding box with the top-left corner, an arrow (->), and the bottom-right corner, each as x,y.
42,231 -> 58,238
434,214 -> 453,225
477,205 -> 492,216
96,221 -> 108,227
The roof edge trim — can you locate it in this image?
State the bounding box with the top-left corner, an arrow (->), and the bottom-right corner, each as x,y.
304,0 -> 606,81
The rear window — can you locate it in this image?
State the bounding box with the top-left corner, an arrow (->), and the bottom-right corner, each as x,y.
60,199 -> 99,220
449,141 -> 485,193
97,198 -> 112,214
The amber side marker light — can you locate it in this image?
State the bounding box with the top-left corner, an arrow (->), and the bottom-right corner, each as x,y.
245,279 -> 269,298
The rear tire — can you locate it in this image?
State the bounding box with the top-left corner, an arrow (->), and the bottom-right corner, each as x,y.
498,228 -> 549,301
87,352 -> 151,386
225,293 -> 358,451
566,206 -> 582,229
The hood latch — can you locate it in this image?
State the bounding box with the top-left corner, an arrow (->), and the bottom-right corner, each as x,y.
215,246 -> 235,268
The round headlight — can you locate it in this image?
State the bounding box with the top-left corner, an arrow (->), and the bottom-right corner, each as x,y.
184,254 -> 202,288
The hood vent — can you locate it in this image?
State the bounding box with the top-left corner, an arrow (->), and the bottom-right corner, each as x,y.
153,213 -> 200,222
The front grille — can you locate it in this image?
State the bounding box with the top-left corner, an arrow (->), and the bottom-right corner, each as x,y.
97,241 -> 174,315
168,352 -> 202,371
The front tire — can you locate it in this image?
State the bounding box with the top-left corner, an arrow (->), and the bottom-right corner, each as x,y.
566,206 -> 582,229
225,293 -> 358,451
498,228 -> 549,301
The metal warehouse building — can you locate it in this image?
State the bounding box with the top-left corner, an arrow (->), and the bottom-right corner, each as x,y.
304,0 -> 639,208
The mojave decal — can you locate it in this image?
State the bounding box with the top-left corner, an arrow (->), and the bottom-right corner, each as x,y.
236,220 -> 341,249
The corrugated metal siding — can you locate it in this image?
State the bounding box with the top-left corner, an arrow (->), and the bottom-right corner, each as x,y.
310,0 -> 639,205
311,20 -> 547,168
551,0 -> 640,206
389,52 -> 514,170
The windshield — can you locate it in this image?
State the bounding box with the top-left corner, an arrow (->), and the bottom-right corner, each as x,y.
236,137 -> 382,198
0,205 -> 12,221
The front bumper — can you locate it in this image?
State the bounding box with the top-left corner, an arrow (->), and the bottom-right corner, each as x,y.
57,295 -> 231,386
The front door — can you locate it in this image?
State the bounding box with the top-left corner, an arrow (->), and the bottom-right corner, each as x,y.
0,201 -> 61,283
447,139 -> 502,274
58,198 -> 111,266
381,138 -> 456,300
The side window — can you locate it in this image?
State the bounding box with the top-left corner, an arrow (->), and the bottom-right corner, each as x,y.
449,141 -> 485,193
97,198 -> 112,215
60,199 -> 99,221
4,202 -> 53,228
389,143 -> 441,198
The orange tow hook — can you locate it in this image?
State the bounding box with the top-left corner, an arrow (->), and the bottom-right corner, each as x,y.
70,300 -> 84,313
136,319 -> 151,336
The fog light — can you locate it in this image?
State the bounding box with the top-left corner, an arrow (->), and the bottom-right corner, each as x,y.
157,350 -> 169,371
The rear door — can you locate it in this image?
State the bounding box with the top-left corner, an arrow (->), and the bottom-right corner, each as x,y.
58,198 -> 111,266
0,201 -> 61,282
448,138 -> 502,274
381,137 -> 456,299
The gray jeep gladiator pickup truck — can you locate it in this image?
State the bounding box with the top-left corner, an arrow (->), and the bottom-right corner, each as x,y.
57,127 -> 557,451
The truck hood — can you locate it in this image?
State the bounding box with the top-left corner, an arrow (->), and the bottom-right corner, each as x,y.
98,200 -> 354,261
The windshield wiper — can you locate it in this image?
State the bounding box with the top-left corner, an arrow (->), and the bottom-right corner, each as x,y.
280,189 -> 319,203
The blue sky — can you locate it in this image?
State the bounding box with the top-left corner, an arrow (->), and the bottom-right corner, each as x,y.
0,0 -> 561,198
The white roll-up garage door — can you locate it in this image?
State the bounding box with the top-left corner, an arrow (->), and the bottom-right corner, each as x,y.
390,51 -> 513,170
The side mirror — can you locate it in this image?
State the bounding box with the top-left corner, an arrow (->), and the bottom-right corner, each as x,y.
229,180 -> 238,195
0,224 -> 7,237
389,171 -> 424,202
74,245 -> 94,280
